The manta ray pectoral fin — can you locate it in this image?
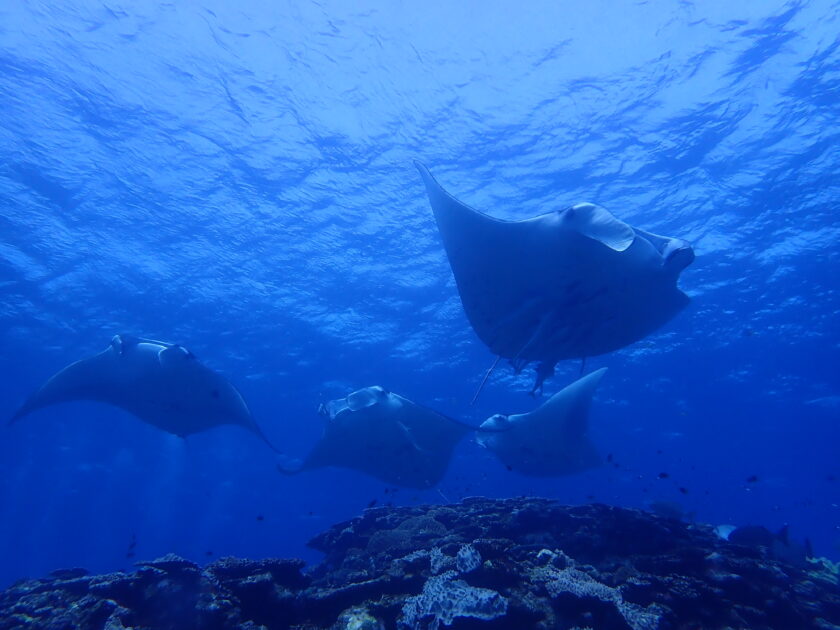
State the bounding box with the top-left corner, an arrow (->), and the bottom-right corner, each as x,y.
520,367 -> 608,437
513,311 -> 556,363
566,203 -> 635,252
556,367 -> 608,437
9,355 -> 105,425
394,421 -> 423,454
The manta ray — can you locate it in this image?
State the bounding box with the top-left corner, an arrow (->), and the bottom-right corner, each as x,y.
416,162 -> 694,394
476,368 -> 607,476
10,335 -> 277,451
278,386 -> 471,489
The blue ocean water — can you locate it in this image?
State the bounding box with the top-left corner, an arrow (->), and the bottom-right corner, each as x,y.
0,0 -> 837,588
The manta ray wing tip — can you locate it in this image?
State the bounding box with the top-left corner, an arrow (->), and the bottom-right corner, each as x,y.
413,160 -> 434,180
8,406 -> 29,426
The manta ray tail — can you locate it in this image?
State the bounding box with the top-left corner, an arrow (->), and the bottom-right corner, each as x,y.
8,408 -> 26,425
10,389 -> 65,425
471,356 -> 502,405
8,400 -> 34,425
250,423 -> 282,455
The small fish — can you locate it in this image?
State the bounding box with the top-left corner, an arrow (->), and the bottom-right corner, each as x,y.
367,499 -> 378,508
678,487 -> 688,494
746,475 -> 759,483
657,472 -> 669,479
256,514 -> 265,521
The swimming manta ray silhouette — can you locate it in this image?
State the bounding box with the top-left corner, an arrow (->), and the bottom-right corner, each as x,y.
416,162 -> 694,396
10,335 -> 278,451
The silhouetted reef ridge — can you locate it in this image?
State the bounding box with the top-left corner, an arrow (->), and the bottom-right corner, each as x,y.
1,497 -> 838,629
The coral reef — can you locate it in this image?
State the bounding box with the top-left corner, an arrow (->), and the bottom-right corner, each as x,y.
1,497 -> 839,629
399,569 -> 508,630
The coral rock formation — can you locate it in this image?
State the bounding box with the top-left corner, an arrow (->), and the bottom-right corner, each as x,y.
1,498 -> 838,629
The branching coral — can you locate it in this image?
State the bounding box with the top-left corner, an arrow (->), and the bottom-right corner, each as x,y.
428,543 -> 481,575
531,550 -> 662,630
398,570 -> 508,629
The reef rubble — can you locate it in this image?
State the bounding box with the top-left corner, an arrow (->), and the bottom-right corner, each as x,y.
1,497 -> 838,629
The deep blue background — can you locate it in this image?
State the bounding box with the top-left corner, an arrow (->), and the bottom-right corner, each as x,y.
0,0 -> 838,587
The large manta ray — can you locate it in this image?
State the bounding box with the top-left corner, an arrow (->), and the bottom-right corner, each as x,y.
10,335 -> 277,451
476,368 -> 607,476
278,386 -> 471,489
416,162 -> 694,393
